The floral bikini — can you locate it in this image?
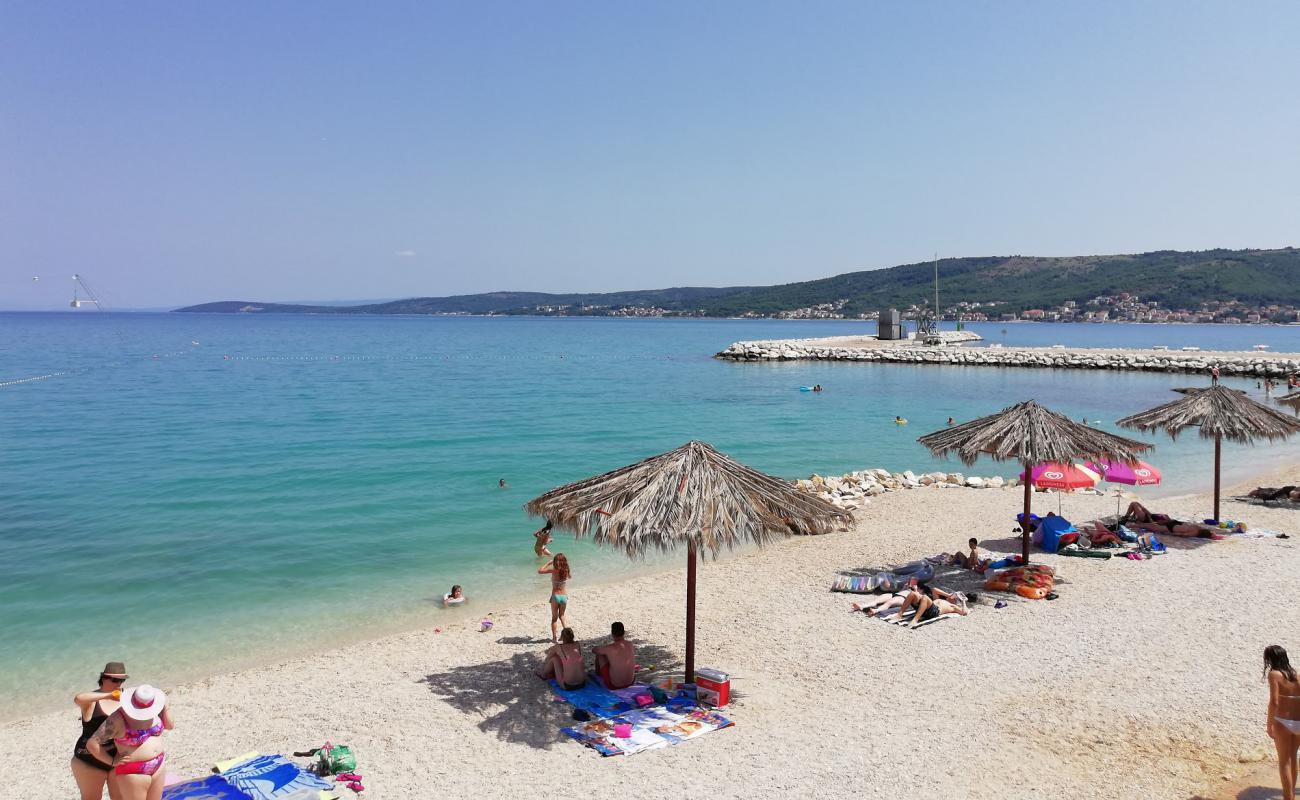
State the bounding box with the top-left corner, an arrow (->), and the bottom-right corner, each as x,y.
114,720 -> 165,776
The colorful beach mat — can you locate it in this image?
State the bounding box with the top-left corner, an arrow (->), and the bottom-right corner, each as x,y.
562,706 -> 734,757
218,754 -> 335,800
163,776 -> 252,800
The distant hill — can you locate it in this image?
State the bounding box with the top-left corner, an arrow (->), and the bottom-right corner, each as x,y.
174,248 -> 1300,317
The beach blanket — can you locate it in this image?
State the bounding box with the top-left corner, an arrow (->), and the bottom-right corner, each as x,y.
219,755 -> 335,800
562,706 -> 734,757
872,607 -> 959,629
608,683 -> 654,705
164,776 -> 253,800
548,679 -> 634,718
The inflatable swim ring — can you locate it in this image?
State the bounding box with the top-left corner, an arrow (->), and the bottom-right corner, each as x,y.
1016,585 -> 1048,600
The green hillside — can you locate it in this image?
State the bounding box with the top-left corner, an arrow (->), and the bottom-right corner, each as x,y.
175,248 -> 1300,317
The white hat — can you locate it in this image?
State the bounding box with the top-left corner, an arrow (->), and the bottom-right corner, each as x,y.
120,685 -> 166,720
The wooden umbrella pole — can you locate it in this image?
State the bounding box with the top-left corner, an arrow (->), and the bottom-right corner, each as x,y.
1022,462 -> 1033,564
1213,433 -> 1222,524
685,540 -> 697,684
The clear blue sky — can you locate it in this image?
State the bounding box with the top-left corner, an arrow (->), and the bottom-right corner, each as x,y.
2,1 -> 1297,309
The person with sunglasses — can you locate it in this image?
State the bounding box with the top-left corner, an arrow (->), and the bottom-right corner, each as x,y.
71,661 -> 127,800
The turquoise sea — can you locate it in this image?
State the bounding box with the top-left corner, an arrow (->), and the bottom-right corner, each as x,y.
3,314 -> 1299,719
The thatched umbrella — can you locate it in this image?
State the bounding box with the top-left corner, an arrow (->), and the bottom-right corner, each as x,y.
1276,392 -> 1300,415
1117,384 -> 1300,522
525,440 -> 851,682
917,401 -> 1150,564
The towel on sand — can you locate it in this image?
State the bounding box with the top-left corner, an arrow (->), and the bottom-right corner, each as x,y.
563,706 -> 735,757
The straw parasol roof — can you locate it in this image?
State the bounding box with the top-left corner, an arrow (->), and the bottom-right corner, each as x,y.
525,440 -> 851,558
1276,392 -> 1300,414
526,440 -> 851,680
1117,384 -> 1300,521
918,400 -> 1150,467
918,401 -> 1150,563
1117,384 -> 1300,444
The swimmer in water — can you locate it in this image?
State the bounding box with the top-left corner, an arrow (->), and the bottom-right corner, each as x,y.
499,478 -> 507,488
443,585 -> 466,606
947,417 -> 955,426
895,416 -> 907,425
812,384 -> 823,392
534,520 -> 554,557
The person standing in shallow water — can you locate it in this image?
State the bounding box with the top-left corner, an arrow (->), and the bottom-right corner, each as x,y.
1266,645 -> 1300,800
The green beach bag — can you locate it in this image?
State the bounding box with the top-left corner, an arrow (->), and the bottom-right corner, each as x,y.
318,744 -> 356,775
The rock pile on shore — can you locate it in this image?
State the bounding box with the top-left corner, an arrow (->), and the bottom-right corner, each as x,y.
796,468 -> 1014,509
717,341 -> 1300,378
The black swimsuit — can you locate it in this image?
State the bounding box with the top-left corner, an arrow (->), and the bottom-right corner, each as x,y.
73,701 -> 115,772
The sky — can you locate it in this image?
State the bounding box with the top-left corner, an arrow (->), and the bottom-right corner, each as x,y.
2,1 -> 1298,310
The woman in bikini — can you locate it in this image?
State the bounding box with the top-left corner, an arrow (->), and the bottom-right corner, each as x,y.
539,553 -> 571,643
1119,501 -> 1218,537
87,685 -> 173,800
534,627 -> 586,690
1266,645 -> 1300,800
71,661 -> 127,800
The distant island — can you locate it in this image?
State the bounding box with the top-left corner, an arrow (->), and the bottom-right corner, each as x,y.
175,247 -> 1300,324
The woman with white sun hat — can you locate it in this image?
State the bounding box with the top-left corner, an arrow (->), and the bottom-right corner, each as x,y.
87,683 -> 173,800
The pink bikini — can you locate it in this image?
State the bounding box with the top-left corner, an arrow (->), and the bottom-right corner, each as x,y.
114,720 -> 165,776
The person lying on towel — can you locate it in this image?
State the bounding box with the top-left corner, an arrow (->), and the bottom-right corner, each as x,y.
895,583 -> 969,629
952,537 -> 992,572
1119,501 -> 1224,538
592,621 -> 636,690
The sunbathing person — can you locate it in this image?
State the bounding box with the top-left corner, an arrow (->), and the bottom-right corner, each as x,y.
952,537 -> 991,571
592,621 -> 635,690
896,583 -> 969,628
1119,501 -> 1220,537
534,627 -> 586,691
852,591 -> 910,617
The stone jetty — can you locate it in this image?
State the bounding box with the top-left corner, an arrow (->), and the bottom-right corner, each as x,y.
716,336 -> 1300,378
795,468 -> 1026,511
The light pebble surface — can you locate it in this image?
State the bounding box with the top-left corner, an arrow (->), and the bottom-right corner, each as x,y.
7,466 -> 1300,800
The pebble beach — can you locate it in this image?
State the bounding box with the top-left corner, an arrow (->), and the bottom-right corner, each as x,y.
7,464 -> 1299,800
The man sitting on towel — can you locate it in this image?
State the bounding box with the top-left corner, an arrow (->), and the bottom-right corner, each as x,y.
593,621 -> 636,690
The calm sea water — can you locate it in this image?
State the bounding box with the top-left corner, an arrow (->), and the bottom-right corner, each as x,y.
2,314 -> 1298,718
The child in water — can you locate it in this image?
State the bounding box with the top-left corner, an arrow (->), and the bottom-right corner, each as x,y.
534,520 -> 554,557
443,585 -> 466,607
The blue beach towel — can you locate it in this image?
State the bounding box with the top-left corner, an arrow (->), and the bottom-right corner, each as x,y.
163,776 -> 252,800
219,754 -> 333,800
549,679 -> 626,718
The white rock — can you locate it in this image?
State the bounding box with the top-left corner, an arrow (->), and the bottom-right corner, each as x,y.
987,476 -> 1005,488
965,476 -> 986,488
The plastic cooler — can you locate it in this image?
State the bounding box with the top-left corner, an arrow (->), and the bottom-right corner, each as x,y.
694,667 -> 730,708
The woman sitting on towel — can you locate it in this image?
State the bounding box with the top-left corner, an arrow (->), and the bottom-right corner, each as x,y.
535,627 -> 586,691
1119,501 -> 1221,538
896,583 -> 969,629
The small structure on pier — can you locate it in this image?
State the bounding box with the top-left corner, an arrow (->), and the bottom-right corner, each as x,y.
877,308 -> 903,340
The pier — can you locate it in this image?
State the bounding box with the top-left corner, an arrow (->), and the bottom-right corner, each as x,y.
715,335 -> 1300,378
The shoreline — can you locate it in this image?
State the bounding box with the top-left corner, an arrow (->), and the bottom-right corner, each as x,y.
7,450 -> 1292,725
9,460 -> 1300,799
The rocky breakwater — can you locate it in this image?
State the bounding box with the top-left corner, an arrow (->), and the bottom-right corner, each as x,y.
795,468 -> 1013,511
716,341 -> 1300,378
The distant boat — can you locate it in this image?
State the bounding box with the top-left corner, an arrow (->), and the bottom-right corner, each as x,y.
1152,345 -> 1169,351
1181,346 -> 1201,352
1253,344 -> 1270,351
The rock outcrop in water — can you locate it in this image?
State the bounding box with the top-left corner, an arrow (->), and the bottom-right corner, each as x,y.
716,341 -> 1300,378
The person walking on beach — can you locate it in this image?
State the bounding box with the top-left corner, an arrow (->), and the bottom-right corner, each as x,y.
1266,645 -> 1300,800
533,520 -> 554,557
71,661 -> 127,800
539,553 -> 571,643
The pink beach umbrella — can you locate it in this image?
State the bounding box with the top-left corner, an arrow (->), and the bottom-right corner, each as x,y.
1018,462 -> 1101,490
1084,459 -> 1162,486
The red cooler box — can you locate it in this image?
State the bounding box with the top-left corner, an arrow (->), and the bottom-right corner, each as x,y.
694,667 -> 730,709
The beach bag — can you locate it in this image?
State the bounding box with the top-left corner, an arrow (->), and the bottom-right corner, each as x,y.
317,744 -> 356,775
